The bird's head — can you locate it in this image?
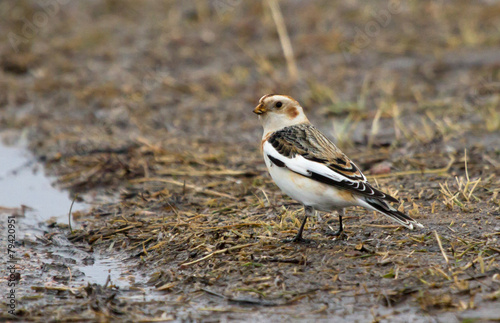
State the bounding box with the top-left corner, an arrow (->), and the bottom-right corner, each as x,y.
253,94 -> 309,133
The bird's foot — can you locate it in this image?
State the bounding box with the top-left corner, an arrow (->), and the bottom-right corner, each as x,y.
325,229 -> 347,239
325,214 -> 345,239
282,236 -> 313,244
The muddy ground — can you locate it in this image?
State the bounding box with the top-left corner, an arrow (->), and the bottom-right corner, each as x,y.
1,0 -> 499,322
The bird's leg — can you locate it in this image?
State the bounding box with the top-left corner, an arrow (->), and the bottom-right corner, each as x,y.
326,209 -> 345,237
285,206 -> 314,243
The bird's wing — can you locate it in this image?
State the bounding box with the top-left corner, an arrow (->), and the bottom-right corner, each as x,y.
264,124 -> 398,203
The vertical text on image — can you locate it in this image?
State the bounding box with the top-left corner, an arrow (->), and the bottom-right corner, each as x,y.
6,214 -> 18,316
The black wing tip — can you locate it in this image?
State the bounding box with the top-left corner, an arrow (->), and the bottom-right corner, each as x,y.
380,191 -> 399,203
365,198 -> 424,229
353,181 -> 400,203
359,181 -> 399,203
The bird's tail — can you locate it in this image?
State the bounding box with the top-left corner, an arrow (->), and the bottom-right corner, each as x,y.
358,197 -> 424,230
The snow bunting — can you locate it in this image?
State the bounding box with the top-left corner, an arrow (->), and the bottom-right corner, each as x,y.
254,94 -> 424,242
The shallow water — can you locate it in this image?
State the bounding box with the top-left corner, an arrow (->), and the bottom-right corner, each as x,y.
0,142 -> 86,229
78,254 -> 132,288
0,138 -> 140,289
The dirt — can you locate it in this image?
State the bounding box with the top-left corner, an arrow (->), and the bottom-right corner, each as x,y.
0,0 -> 499,322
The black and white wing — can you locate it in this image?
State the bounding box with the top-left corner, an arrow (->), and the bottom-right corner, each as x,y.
263,124 -> 398,203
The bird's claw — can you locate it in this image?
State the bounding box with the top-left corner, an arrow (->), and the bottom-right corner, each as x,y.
282,236 -> 313,244
325,229 -> 347,239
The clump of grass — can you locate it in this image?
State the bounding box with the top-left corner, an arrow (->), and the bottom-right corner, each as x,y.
439,150 -> 482,211
277,207 -> 302,231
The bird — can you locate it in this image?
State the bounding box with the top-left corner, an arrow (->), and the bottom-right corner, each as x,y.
253,94 -> 424,242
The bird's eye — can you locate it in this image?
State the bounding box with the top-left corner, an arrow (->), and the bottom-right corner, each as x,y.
275,101 -> 283,108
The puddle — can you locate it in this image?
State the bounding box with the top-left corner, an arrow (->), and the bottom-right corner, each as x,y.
78,254 -> 132,288
0,135 -> 141,290
79,257 -> 121,286
0,140 -> 86,230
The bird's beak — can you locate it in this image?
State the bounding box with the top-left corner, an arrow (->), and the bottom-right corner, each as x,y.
253,103 -> 266,115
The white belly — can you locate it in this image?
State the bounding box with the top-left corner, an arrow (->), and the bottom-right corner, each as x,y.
264,155 -> 358,212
